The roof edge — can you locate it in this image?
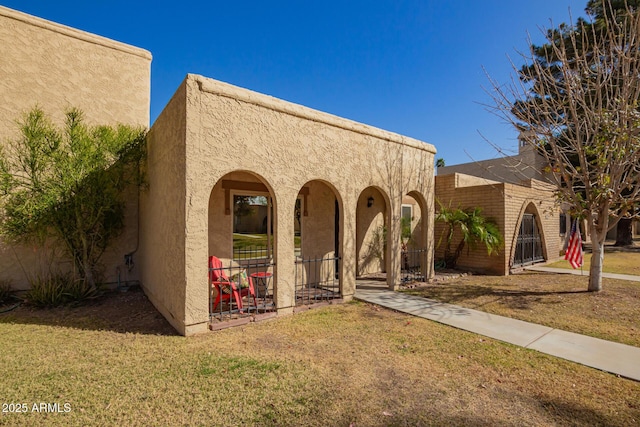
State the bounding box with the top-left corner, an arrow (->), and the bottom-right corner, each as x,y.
0,5 -> 152,61
190,74 -> 436,155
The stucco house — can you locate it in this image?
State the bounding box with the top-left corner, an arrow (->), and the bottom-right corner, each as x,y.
0,6 -> 436,335
0,5 -> 151,292
140,74 -> 435,335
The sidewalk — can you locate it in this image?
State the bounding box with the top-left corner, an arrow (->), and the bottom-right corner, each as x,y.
355,280 -> 640,381
524,265 -> 640,282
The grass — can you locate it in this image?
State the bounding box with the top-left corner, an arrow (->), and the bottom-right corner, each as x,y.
233,233 -> 301,259
232,232 -> 271,250
0,289 -> 638,426
404,272 -> 640,347
546,250 -> 640,276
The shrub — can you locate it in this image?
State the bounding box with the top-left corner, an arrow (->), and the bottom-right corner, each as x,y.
0,280 -> 13,304
0,107 -> 146,291
436,204 -> 503,269
25,273 -> 99,307
25,274 -> 68,307
64,277 -> 100,302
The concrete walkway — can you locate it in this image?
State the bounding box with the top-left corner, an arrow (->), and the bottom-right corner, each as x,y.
525,265 -> 640,282
354,280 -> 640,381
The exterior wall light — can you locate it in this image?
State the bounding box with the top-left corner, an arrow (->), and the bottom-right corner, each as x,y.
367,196 -> 374,208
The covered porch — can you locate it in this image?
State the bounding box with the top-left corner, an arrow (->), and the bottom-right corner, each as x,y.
140,74 -> 436,335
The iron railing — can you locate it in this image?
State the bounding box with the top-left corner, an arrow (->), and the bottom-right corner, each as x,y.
513,213 -> 544,267
401,246 -> 427,283
209,259 -> 275,322
233,245 -> 271,261
295,254 -> 341,306
232,245 -> 300,261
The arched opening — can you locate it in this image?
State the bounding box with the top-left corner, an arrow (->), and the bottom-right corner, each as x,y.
207,171 -> 276,321
512,203 -> 546,268
355,186 -> 389,279
401,191 -> 428,283
294,180 -> 342,306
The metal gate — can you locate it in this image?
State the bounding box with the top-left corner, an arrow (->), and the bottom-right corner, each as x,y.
513,213 -> 544,267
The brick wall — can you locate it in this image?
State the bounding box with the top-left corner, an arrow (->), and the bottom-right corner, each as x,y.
435,174 -> 561,275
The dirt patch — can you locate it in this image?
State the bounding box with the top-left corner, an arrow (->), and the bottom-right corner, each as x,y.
400,269 -> 472,289
360,269 -> 473,288
0,286 -> 176,335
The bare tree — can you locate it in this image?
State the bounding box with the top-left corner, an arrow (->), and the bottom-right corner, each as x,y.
486,2 -> 640,291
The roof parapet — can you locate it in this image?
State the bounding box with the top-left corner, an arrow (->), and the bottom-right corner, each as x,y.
192,74 -> 436,155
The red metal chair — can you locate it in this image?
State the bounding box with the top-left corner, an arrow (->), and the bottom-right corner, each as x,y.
209,256 -> 257,313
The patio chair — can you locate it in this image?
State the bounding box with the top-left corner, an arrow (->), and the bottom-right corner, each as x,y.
209,256 -> 257,313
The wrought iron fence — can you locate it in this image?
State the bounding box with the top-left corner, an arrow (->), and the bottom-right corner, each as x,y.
233,245 -> 271,261
209,259 -> 275,322
513,213 -> 544,267
401,246 -> 427,283
295,253 -> 341,306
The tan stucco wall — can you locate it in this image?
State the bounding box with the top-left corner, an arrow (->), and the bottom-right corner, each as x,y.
298,180 -> 339,286
143,74 -> 436,335
356,187 -> 387,275
0,6 -> 151,289
435,173 -> 559,275
139,82 -> 187,334
0,6 -> 151,137
300,180 -> 338,260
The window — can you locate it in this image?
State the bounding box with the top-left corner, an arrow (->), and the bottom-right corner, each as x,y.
401,205 -> 413,223
232,193 -> 271,260
559,213 -> 567,236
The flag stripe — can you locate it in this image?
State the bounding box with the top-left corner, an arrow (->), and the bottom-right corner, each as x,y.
564,219 -> 583,269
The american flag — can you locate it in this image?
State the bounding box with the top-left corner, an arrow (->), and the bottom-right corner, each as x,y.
565,219 -> 583,269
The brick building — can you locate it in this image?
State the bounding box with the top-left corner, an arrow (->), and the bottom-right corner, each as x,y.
435,173 -> 560,275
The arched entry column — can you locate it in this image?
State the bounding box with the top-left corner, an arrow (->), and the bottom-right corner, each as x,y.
207,171 -> 277,321
355,186 -> 394,288
400,191 -> 430,283
294,180 -> 343,306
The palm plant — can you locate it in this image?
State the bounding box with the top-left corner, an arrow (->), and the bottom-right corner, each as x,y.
436,205 -> 503,268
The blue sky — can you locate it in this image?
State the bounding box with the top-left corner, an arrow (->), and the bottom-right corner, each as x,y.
3,1 -> 586,166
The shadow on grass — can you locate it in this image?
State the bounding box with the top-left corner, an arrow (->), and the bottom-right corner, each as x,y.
0,287 -> 177,336
405,283 -> 589,311
532,394 -> 637,427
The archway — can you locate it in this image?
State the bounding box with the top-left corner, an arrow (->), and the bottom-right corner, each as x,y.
512,203 -> 546,268
294,180 -> 343,306
355,186 -> 389,279
207,171 -> 276,320
401,191 -> 428,282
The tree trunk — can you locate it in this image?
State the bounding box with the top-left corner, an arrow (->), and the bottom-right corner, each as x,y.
614,218 -> 633,246
588,223 -> 604,292
82,258 -> 96,290
444,225 -> 456,268
452,239 -> 466,268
